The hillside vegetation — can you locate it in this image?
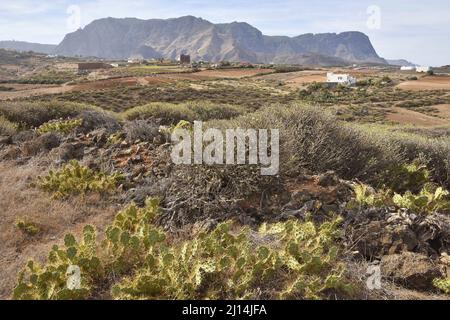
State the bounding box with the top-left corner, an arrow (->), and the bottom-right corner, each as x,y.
1,64 -> 450,300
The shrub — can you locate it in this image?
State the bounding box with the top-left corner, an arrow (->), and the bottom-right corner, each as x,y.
123,120 -> 160,143
122,102 -> 196,125
77,110 -> 121,134
37,119 -> 83,135
21,133 -> 61,156
123,101 -> 246,124
185,101 -> 246,121
37,160 -> 124,198
0,101 -> 97,128
0,115 -> 17,136
15,219 -> 40,236
274,66 -> 307,73
209,103 -> 403,181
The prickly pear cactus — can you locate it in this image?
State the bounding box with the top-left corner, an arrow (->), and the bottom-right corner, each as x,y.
37,118 -> 83,135
38,160 -> 124,198
13,225 -> 102,300
13,198 -> 353,300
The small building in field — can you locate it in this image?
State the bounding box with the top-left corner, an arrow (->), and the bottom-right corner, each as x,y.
78,62 -> 113,74
326,72 -> 357,86
416,66 -> 432,73
400,66 -> 415,71
179,54 -> 191,64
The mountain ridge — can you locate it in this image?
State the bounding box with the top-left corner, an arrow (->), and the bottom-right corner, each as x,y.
54,16 -> 386,65
0,41 -> 56,55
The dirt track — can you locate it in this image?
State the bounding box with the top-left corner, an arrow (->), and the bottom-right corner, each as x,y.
0,85 -> 75,100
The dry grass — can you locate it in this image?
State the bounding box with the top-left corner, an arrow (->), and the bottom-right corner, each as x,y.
0,161 -> 119,299
0,116 -> 17,136
0,101 -> 100,128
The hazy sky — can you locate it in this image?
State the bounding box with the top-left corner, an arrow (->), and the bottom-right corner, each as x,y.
0,0 -> 449,66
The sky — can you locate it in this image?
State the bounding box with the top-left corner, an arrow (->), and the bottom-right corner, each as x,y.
0,0 -> 449,66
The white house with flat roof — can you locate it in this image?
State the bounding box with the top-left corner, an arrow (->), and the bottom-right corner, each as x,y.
326,72 -> 357,86
416,66 -> 432,73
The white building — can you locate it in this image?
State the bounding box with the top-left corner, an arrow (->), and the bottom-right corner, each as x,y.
326,72 -> 357,86
400,66 -> 415,71
416,66 -> 432,73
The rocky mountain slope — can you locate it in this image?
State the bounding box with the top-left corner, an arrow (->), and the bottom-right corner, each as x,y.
54,16 -> 386,65
0,41 -> 56,55
387,59 -> 416,67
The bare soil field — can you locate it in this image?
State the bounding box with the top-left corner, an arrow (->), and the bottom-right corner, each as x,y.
256,70 -> 326,88
0,85 -> 74,100
386,107 -> 450,126
396,76 -> 450,91
285,74 -> 326,88
431,104 -> 450,119
257,70 -> 323,81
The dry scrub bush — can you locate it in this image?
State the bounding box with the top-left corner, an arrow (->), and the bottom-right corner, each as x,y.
21,133 -> 61,156
163,103 -> 450,225
362,124 -> 450,188
227,104 -> 450,188
122,101 -> 246,124
0,101 -> 99,128
123,102 -> 197,125
0,115 -> 17,136
123,120 -> 160,143
77,110 -> 121,134
209,103 -> 403,181
184,101 -> 246,121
